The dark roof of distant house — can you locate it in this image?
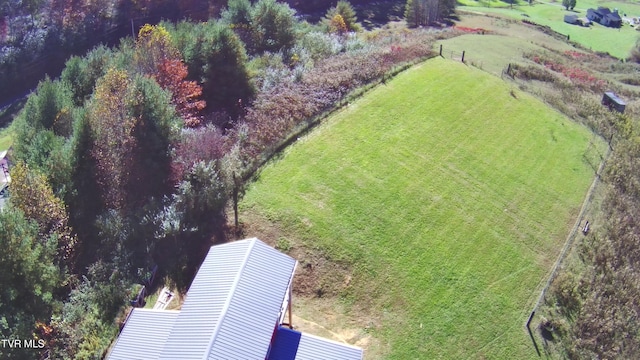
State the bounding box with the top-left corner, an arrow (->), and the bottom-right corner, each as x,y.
564,14 -> 579,21
606,12 -> 622,21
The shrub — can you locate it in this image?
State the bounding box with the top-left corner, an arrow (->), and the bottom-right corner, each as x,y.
549,271 -> 581,318
297,31 -> 343,61
171,125 -> 228,183
276,237 -> 293,252
250,0 -> 298,54
629,39 -> 640,64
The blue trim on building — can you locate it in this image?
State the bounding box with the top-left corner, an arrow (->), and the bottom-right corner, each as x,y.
268,326 -> 302,360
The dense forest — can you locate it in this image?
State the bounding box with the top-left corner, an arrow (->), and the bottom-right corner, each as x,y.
0,0 -> 416,106
0,0 -> 453,358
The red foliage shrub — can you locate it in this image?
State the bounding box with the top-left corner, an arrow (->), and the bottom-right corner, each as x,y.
564,50 -> 596,61
155,59 -> 206,128
454,26 -> 486,34
531,55 -> 605,91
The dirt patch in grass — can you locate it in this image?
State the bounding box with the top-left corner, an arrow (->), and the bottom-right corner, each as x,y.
292,298 -> 388,359
228,208 -> 388,358
230,209 -> 353,298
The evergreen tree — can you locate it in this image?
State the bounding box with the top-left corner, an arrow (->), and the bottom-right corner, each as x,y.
86,69 -> 178,211
0,207 -> 61,359
405,0 -> 455,27
405,0 -> 425,27
324,0 -> 360,33
562,0 -> 576,10
171,20 -> 254,117
250,0 -> 297,53
221,0 -> 252,26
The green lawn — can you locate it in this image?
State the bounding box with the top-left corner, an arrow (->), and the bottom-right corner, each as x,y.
240,57 -> 605,358
436,34 -> 558,75
0,99 -> 23,152
459,0 -> 640,59
0,126 -> 13,152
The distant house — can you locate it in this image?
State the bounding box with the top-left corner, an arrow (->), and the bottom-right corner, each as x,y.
587,7 -> 622,27
603,11 -> 622,27
106,238 -> 364,360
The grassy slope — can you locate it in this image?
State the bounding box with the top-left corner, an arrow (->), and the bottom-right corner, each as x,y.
0,99 -> 25,152
436,34 -> 548,75
0,128 -> 12,152
0,116 -> 14,152
458,0 -> 640,59
241,58 -> 605,358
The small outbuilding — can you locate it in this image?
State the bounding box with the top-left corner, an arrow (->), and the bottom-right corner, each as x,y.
564,14 -> 580,25
602,91 -> 626,113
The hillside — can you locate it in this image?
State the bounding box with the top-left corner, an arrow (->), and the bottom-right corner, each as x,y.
239,57 -> 607,358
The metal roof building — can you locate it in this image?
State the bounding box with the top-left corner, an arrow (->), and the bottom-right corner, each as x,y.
108,309 -> 179,360
106,238 -> 363,360
268,326 -> 364,360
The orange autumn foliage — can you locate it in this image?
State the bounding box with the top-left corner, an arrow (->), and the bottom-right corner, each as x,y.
155,59 -> 206,128
136,24 -> 206,127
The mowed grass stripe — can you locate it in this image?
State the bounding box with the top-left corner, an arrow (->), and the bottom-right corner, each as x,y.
241,57 -> 605,358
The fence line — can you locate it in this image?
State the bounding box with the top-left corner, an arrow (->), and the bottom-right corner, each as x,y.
526,146 -> 611,330
439,44 -> 466,64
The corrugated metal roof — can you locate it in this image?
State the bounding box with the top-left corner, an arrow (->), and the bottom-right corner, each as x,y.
108,238 -> 363,359
107,309 -> 179,360
295,332 -> 364,360
205,239 -> 298,359
159,238 -> 297,360
158,239 -> 251,359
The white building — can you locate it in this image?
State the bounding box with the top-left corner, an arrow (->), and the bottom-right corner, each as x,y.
107,238 -> 363,360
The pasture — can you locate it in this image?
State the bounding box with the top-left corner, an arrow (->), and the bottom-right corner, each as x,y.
458,0 -> 640,59
0,125 -> 13,152
239,57 -> 606,358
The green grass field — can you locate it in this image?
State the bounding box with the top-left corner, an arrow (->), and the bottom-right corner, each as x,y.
458,0 -> 640,59
436,34 -> 558,75
0,126 -> 13,152
240,57 -> 606,358
0,99 -> 23,152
